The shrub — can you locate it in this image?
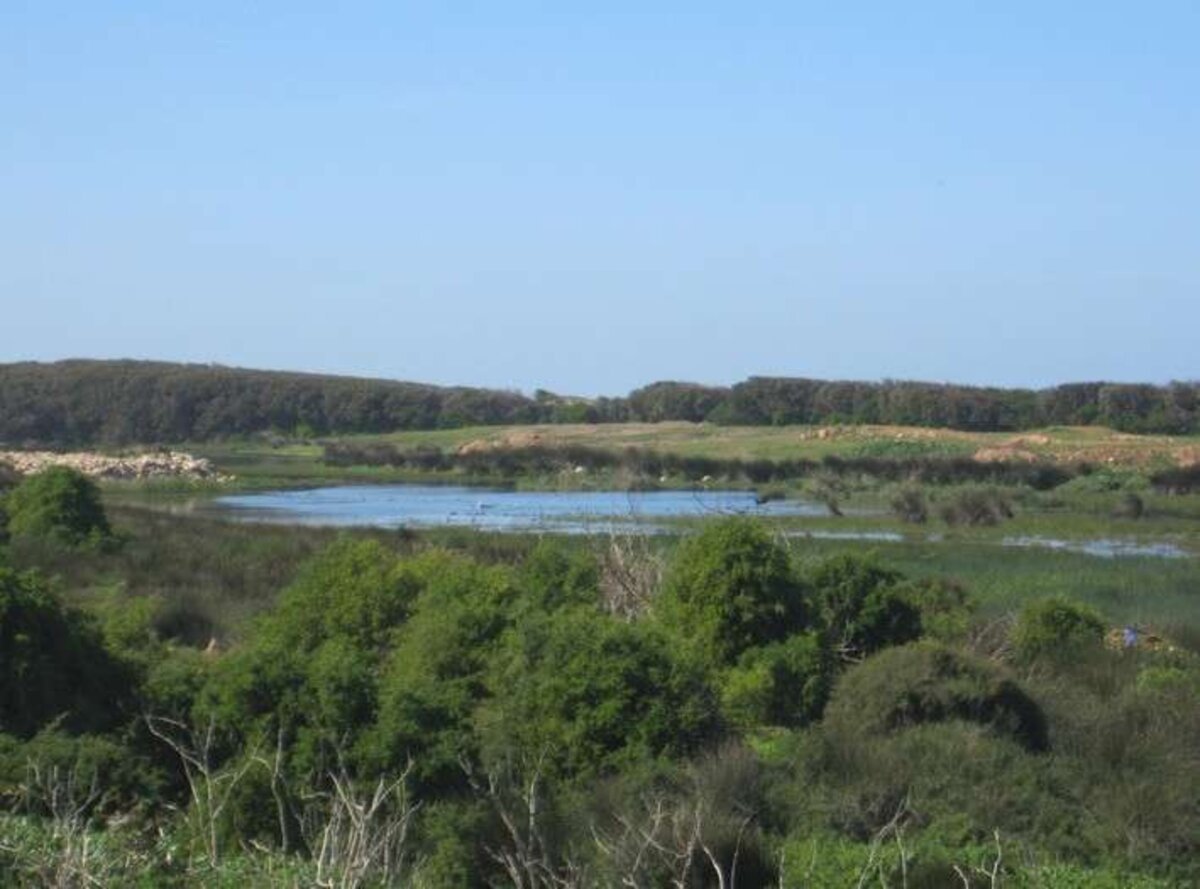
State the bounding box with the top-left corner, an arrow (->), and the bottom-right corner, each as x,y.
938,487 -> 1013,527
0,730 -> 157,816
4,467 -> 111,546
477,608 -> 720,780
0,569 -> 133,737
806,554 -> 922,660
659,518 -> 806,666
901,578 -> 975,642
719,632 -> 832,729
261,537 -> 417,654
1112,491 -> 1145,519
823,642 -> 1048,752
369,552 -> 516,790
890,486 -> 928,523
1012,597 -> 1105,663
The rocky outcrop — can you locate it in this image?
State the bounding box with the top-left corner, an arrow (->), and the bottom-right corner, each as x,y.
0,450 -> 231,482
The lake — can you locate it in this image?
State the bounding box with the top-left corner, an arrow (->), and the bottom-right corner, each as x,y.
212,484 -> 1193,558
215,484 -> 830,533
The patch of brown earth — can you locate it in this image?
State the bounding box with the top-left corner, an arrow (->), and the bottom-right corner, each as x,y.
973,447 -> 1040,464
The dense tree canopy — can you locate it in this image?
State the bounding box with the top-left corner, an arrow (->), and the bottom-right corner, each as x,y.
2,360 -> 1197,446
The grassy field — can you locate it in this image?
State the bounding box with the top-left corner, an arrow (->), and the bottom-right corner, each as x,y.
170,421 -> 1200,493
346,421 -> 1200,466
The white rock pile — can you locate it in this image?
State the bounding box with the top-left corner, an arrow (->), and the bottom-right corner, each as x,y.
0,450 -> 231,482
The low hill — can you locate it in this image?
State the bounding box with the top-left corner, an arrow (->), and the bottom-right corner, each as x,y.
0,360 -> 1196,446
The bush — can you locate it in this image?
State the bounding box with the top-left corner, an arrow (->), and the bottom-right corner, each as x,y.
938,487 -> 1013,527
1112,491 -> 1145,519
0,569 -> 134,737
659,518 -> 806,666
477,608 -> 720,780
823,642 -> 1048,752
806,554 -> 923,660
1012,597 -> 1105,663
4,467 -> 111,546
890,486 -> 928,523
719,632 -> 832,729
369,552 -> 516,791
0,730 -> 158,816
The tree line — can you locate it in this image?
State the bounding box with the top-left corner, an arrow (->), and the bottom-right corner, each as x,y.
1,360 -> 1197,446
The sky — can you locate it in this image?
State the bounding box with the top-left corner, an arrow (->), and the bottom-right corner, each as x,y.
2,2 -> 1197,396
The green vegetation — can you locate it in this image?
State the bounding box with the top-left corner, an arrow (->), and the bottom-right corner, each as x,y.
3,359 -> 1199,447
4,466 -> 112,546
0,504 -> 1196,886
1012,597 -> 1107,663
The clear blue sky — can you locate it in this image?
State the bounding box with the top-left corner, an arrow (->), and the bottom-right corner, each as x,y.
3,2 -> 1197,395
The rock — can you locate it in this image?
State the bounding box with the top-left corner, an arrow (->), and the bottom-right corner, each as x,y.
0,449 -> 232,483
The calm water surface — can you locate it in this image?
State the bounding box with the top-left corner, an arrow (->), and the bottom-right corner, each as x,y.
216,484 -> 828,533
213,484 -> 1193,558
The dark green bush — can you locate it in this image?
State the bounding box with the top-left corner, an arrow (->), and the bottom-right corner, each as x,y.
369,551 -> 516,790
719,631 -> 832,729
823,642 -> 1048,752
659,517 -> 806,665
1013,597 -> 1105,663
0,569 -> 133,737
477,607 -> 720,780
806,554 -> 923,660
0,730 -> 159,816
4,467 -> 111,546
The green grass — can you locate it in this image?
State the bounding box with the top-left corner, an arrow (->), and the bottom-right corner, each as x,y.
322,421 -> 1200,465
781,535 -> 1200,635
11,495 -> 1196,648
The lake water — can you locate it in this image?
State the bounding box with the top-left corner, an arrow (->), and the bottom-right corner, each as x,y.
213,484 -> 1193,558
1000,536 -> 1190,560
215,484 -> 829,533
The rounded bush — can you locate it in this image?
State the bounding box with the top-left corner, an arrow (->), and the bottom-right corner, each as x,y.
1013,597 -> 1105,663
0,569 -> 132,736
479,608 -> 720,779
823,642 -> 1048,752
4,467 -> 111,545
806,554 -> 923,660
660,517 -> 806,665
720,631 -> 832,728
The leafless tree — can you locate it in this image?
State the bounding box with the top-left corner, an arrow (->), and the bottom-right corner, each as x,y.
461,750 -> 578,889
952,830 -> 1004,889
596,527 -> 664,620
144,714 -> 259,868
298,759 -> 422,889
7,758 -> 105,883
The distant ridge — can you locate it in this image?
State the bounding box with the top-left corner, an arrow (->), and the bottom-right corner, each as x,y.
0,359 -> 1196,446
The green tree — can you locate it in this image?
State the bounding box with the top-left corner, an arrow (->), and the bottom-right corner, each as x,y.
719,631 -> 832,729
1012,597 -> 1106,663
823,642 -> 1048,753
659,518 -> 806,666
806,554 -> 923,661
0,569 -> 132,736
4,466 -> 111,546
478,608 -> 720,780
